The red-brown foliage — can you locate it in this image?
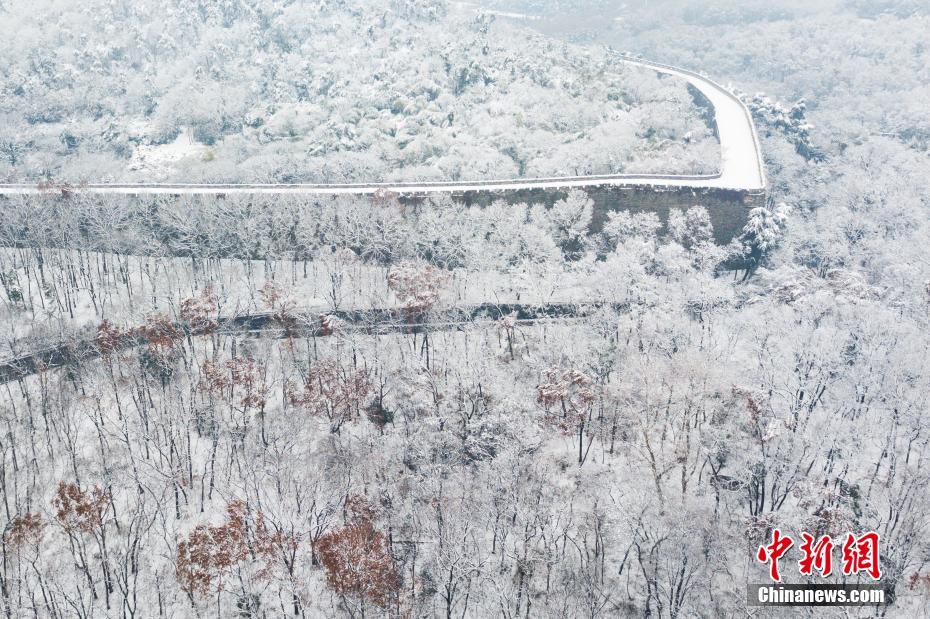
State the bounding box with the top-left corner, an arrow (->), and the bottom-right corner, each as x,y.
744,513 -> 780,545
536,367 -> 596,434
95,320 -> 125,355
176,501 -> 250,596
36,179 -> 87,198
199,360 -> 230,395
909,572 -> 930,592
176,501 -> 298,597
316,520 -> 398,608
53,482 -> 109,534
137,314 -> 184,349
3,513 -> 45,549
229,358 -> 268,409
387,262 -> 447,314
498,311 -> 520,360
199,358 -> 268,410
319,313 -> 343,336
259,281 -> 283,309
180,285 -> 218,334
286,360 -> 373,432
259,281 -> 299,329
371,187 -> 401,209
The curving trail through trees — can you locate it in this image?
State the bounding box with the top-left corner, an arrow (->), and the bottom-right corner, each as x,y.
0,302 -> 628,384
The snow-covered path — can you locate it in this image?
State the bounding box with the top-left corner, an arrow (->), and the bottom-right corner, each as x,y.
615,55 -> 766,191
0,56 -> 765,197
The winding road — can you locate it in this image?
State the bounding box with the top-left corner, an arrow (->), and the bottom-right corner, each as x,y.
0,302 -> 626,384
0,55 -> 765,198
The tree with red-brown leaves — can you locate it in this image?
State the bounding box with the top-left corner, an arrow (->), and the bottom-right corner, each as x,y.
387,261 -> 447,316
259,280 -> 283,310
498,311 -> 520,361
2,512 -> 46,607
316,498 -> 398,612
228,358 -> 267,410
132,314 -> 184,381
387,261 -> 448,368
371,187 -> 402,210
94,320 -> 125,356
176,501 -> 251,598
537,367 -> 597,464
180,285 -> 219,335
259,280 -> 301,336
176,501 -> 300,610
909,572 -> 930,594
199,360 -> 231,396
137,314 -> 184,349
200,358 -> 268,411
286,359 -> 373,434
252,515 -> 303,600
53,482 -> 109,534
319,313 -> 344,336
3,513 -> 45,550
36,179 -> 87,198
53,482 -> 115,608
199,356 -> 270,444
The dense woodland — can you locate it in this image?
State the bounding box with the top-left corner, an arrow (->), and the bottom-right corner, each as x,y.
2,0 -> 930,618
0,0 -> 717,184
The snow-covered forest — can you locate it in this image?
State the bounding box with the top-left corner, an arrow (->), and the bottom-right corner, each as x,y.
2,0 -> 930,617
0,0 -> 718,183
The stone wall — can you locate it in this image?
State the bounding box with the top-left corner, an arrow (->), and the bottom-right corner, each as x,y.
1,184 -> 763,252
406,184 -> 764,245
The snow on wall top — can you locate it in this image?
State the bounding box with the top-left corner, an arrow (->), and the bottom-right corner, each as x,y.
0,55 -> 765,197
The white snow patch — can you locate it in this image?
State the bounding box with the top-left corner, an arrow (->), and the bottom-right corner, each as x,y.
128,127 -> 208,180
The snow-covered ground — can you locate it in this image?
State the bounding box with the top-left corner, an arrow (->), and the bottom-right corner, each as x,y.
127,127 -> 209,180
0,57 -> 764,196
0,247 -> 648,359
